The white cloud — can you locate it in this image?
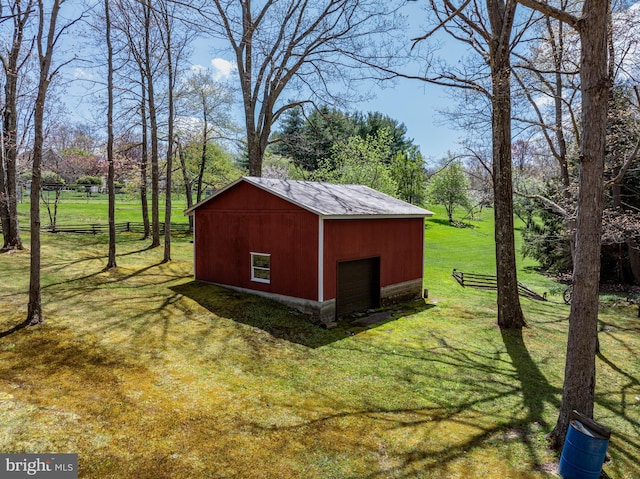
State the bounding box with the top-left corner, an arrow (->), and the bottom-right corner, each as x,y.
190,64 -> 207,74
210,58 -> 237,80
175,115 -> 202,134
73,68 -> 94,80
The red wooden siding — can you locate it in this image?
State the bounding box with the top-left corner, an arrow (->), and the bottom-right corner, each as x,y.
323,218 -> 424,301
194,182 -> 319,300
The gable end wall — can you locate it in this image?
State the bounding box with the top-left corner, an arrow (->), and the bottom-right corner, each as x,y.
194,181 -> 319,301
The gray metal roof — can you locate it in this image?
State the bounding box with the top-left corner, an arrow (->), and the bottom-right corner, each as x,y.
186,176 -> 433,218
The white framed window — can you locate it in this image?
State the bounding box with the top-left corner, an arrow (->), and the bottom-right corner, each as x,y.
251,252 -> 271,283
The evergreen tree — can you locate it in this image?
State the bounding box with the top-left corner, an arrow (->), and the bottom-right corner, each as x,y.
352,111 -> 414,162
271,106 -> 422,196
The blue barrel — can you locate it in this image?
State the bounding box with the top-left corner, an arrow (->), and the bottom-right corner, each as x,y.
559,410 -> 611,479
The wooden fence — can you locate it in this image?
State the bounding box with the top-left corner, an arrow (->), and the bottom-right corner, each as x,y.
2,221 -> 191,235
452,269 -> 547,301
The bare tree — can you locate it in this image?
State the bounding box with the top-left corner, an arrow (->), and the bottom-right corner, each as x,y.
513,5 -> 577,192
512,1 -> 640,270
111,0 -> 162,247
111,0 -> 165,246
157,0 -> 191,263
139,69 -> 150,239
516,0 -> 611,449
0,0 -> 33,251
410,0 -> 529,329
160,0 -> 174,262
26,0 -> 76,325
105,0 -> 116,269
177,68 -> 236,204
143,0 -> 161,248
197,0 -> 404,176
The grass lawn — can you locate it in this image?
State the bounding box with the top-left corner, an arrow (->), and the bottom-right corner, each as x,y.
0,205 -> 638,478
17,191 -> 190,225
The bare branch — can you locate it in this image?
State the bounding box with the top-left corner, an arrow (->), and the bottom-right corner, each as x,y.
515,189 -> 568,217
515,0 -> 579,30
411,0 -> 472,48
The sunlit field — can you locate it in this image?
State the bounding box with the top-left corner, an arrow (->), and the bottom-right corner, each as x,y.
1,201 -> 638,478
18,190 -> 190,225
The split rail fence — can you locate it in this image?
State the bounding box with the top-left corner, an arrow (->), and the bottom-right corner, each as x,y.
1,222 -> 191,235
452,269 -> 547,301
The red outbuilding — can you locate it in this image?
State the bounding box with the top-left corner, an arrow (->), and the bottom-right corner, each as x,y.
185,177 -> 433,325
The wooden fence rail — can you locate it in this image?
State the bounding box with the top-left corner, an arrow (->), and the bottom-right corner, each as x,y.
2,221 -> 191,235
452,269 -> 547,301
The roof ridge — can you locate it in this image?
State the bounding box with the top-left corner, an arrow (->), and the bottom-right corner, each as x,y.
186,177 -> 434,218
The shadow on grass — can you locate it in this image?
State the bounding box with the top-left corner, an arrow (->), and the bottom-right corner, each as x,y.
594,333 -> 640,472
268,318 -> 639,478
238,326 -> 563,478
171,281 -> 434,348
42,243 -> 156,275
500,328 -> 561,468
0,259 -> 171,339
0,320 -> 28,338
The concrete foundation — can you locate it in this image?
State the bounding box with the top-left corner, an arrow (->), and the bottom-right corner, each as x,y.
207,278 -> 423,328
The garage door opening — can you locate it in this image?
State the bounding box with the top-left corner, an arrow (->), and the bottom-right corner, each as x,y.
336,257 -> 381,318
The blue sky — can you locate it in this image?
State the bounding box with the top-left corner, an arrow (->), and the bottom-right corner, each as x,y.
188,53 -> 461,165
185,2 -> 465,164
360,78 -> 459,163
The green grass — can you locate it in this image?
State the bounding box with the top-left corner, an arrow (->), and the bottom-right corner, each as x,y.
18,192 -> 190,224
0,204 -> 638,478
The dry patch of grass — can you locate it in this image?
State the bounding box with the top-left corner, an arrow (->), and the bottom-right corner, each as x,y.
0,232 -> 638,478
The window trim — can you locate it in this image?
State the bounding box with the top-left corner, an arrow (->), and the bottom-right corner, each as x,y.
250,252 -> 271,284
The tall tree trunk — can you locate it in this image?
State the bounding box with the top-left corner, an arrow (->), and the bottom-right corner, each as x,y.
0,135 -> 10,245
148,80 -> 160,248
236,4 -> 261,178
143,0 -> 160,248
551,16 -> 576,266
628,239 -> 640,284
247,130 -> 263,177
27,145 -> 43,325
0,0 -> 30,251
549,13 -> 571,192
177,141 -> 193,231
492,66 -> 526,329
105,0 -> 117,269
139,71 -> 150,240
488,0 -> 526,330
196,97 -> 208,203
162,2 -> 174,264
163,142 -> 172,263
548,0 -> 609,450
4,129 -> 22,249
27,0 -> 62,325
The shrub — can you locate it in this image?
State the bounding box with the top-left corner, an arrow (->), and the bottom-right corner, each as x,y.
76,175 -> 102,185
